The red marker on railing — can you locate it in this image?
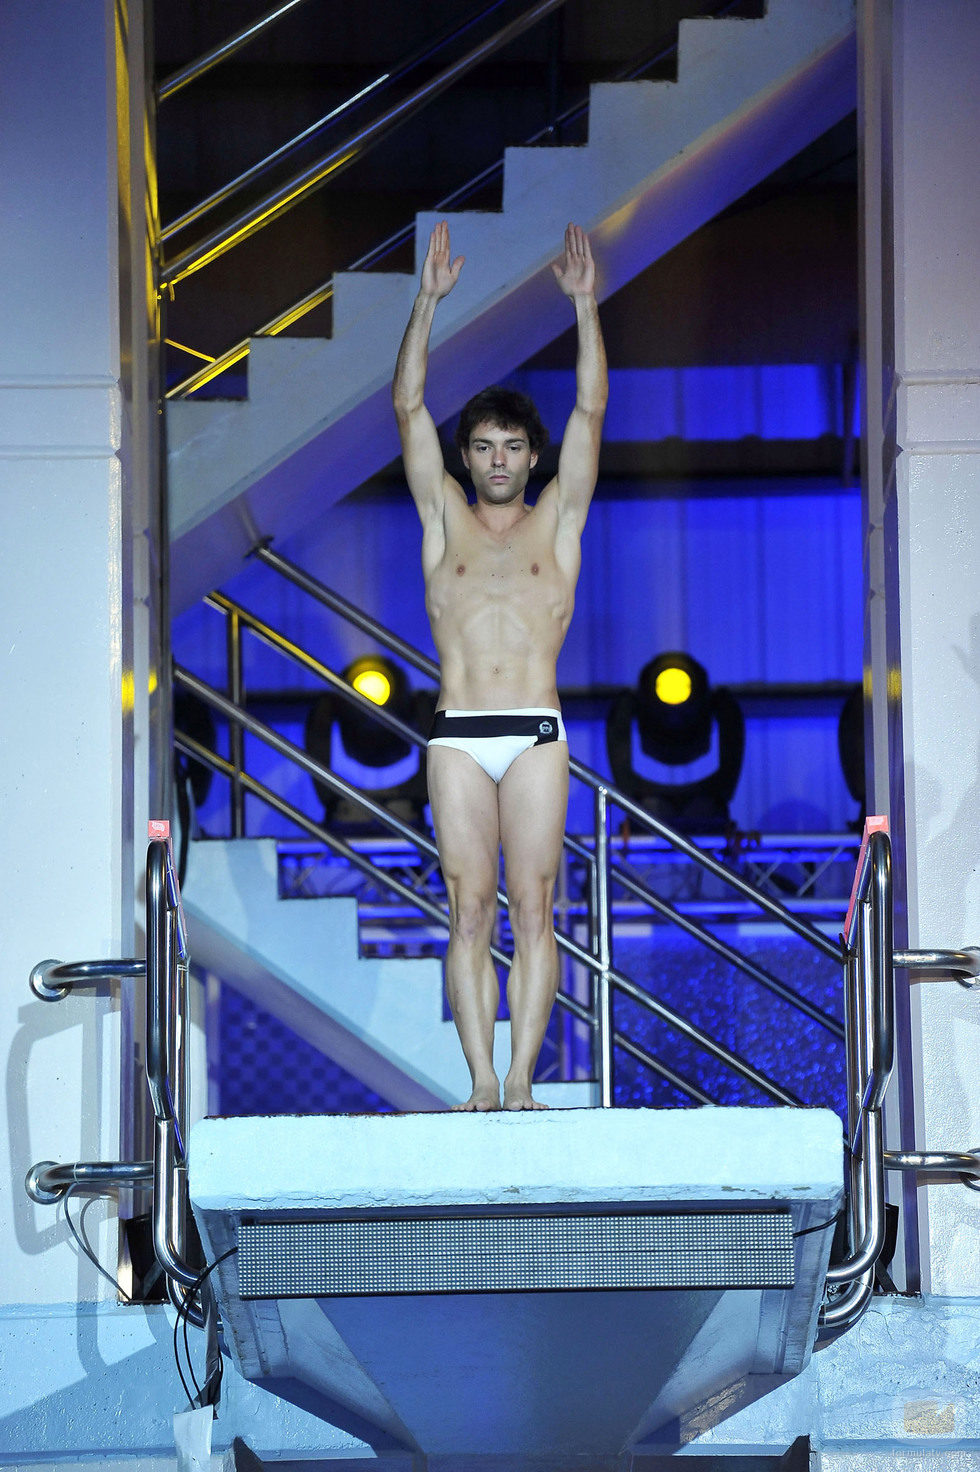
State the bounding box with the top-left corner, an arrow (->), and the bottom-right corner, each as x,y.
148,820 -> 189,959
843,815 -> 889,943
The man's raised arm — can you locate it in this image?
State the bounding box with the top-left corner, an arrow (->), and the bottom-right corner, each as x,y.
393,221 -> 465,523
552,223 -> 607,532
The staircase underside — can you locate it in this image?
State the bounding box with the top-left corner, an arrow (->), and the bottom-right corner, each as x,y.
167,1 -> 856,613
190,1106 -> 842,1462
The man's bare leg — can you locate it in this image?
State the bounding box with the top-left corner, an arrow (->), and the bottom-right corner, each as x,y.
427,745 -> 502,1110
498,741 -> 569,1109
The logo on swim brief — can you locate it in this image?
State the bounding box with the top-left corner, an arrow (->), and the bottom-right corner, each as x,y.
539,720 -> 554,734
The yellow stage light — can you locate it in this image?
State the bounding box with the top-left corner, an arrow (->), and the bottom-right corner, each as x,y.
654,667 -> 693,705
351,667 -> 391,706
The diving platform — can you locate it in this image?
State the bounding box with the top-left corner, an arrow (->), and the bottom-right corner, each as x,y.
189,1106 -> 842,1463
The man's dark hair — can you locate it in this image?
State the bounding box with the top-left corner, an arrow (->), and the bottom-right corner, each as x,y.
454,387 -> 549,456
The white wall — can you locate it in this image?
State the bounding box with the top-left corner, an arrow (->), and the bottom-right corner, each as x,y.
862,0 -> 980,1296
0,0 -> 155,1309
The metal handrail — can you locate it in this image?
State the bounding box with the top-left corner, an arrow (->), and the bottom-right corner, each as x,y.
30,957 -> 146,1002
885,1149 -> 980,1191
820,1267 -> 874,1333
165,0 -> 747,398
195,584 -> 843,1037
174,673 -> 801,1106
175,665 -> 805,1110
25,1159 -> 155,1205
160,72 -> 390,245
25,838 -> 202,1295
161,0 -> 521,245
894,946 -> 980,988
159,0 -> 569,289
819,822 -> 980,1332
156,0 -> 314,102
823,828 -> 892,1289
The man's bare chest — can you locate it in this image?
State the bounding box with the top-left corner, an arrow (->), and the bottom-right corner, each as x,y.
441,507 -> 559,589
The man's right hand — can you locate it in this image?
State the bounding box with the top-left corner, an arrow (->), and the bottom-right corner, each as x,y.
420,220 -> 465,300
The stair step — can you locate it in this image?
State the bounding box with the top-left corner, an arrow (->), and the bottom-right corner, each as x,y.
168,0 -> 858,613
330,269 -> 417,342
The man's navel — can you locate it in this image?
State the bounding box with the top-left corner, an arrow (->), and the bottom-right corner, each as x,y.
455,563 -> 466,576
531,563 -> 540,576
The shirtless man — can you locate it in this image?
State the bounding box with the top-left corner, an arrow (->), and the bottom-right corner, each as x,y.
393,220 -> 607,1110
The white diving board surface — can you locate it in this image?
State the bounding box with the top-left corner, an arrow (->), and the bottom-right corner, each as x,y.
189,1106 -> 843,1463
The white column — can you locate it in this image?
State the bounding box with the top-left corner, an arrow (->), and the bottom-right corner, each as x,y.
863,0 -> 980,1295
0,0 -> 158,1306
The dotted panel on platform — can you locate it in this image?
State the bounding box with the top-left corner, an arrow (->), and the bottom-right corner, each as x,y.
216,987 -> 395,1115
611,928 -> 845,1117
238,1212 -> 794,1298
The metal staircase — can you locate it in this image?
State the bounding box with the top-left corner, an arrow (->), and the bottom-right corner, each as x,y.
174,544 -> 848,1115
163,0 -> 857,612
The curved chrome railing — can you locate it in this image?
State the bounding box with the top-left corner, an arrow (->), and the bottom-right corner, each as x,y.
818,822 -> 980,1334
25,837 -> 203,1306
893,947 -> 980,989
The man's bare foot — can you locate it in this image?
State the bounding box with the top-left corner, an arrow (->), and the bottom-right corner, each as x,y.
452,1080 -> 501,1112
502,1077 -> 548,1111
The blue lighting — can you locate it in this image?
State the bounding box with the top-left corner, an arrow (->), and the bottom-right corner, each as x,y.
513,365 -> 848,443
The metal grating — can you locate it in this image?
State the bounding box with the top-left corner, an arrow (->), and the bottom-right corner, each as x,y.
238,1211 -> 795,1298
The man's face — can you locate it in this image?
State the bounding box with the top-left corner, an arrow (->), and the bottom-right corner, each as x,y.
462,421 -> 538,505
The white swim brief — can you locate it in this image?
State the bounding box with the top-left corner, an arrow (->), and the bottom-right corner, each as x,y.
427,707 -> 567,784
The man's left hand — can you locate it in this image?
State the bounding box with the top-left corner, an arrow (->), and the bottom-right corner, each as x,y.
551,222 -> 595,298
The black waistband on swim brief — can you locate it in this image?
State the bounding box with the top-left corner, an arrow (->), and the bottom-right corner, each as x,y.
429,711 -> 561,743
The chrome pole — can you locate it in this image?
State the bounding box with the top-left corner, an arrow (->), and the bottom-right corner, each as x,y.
594,787 -> 614,1108
25,1159 -> 153,1205
145,844 -> 173,1124
820,1265 -> 875,1332
227,606 -> 245,838
146,843 -> 198,1289
152,1119 -> 197,1288
894,946 -> 980,986
868,833 -> 894,1109
826,1108 -> 886,1283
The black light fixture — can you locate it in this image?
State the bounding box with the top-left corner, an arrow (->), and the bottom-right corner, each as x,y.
173,688 -> 218,884
305,655 -> 433,830
606,652 -> 745,834
173,688 -> 216,812
837,682 -> 866,830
